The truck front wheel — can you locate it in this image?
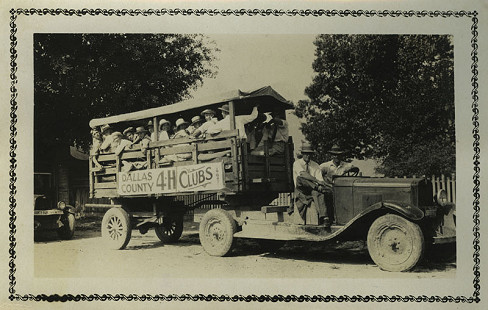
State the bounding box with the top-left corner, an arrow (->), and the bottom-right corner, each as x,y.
199,209 -> 236,256
101,207 -> 132,250
367,214 -> 424,272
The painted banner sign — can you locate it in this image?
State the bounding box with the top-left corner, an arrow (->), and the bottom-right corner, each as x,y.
117,162 -> 225,196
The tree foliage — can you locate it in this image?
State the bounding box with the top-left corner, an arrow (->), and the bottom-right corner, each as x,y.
34,33 -> 218,152
296,35 -> 454,177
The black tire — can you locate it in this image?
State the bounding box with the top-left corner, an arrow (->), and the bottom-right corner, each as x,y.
155,215 -> 184,243
199,209 -> 236,256
256,239 -> 286,253
57,213 -> 75,240
367,214 -> 424,272
101,207 -> 132,250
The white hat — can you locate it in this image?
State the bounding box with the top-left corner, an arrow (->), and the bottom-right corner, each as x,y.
159,119 -> 171,128
175,118 -> 189,129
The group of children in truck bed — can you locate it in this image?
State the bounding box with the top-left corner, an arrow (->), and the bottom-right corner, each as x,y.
90,103 -> 289,172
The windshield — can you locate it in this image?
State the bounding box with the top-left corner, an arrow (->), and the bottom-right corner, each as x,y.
34,173 -> 52,195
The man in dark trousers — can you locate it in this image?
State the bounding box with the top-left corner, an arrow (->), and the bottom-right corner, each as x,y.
291,141 -> 331,227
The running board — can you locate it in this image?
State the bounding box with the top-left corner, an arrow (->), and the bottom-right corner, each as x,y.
234,221 -> 344,242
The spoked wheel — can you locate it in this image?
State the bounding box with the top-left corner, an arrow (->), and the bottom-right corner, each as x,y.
367,214 -> 424,272
199,209 -> 236,257
57,213 -> 75,240
155,215 -> 184,243
101,207 -> 132,250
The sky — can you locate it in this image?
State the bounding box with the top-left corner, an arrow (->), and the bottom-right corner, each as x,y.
189,34 -> 379,175
189,34 -> 316,158
190,34 -> 317,104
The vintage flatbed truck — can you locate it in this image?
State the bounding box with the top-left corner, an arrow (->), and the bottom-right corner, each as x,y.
89,86 -> 455,272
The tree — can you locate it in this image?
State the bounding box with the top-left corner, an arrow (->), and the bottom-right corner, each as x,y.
296,35 -> 454,177
34,33 -> 219,153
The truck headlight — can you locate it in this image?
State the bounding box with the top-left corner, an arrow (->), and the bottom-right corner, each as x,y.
436,189 -> 448,207
57,201 -> 66,210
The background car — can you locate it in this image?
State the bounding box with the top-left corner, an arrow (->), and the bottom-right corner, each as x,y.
34,172 -> 76,239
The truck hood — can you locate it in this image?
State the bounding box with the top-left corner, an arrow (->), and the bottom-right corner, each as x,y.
334,177 -> 425,188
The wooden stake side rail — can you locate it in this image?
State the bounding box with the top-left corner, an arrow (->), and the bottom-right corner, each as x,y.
89,131 -> 295,199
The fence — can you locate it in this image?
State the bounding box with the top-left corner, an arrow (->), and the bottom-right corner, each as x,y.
430,174 -> 456,203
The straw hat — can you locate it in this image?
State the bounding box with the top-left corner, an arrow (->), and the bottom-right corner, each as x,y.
328,144 -> 346,155
135,126 -> 148,134
100,124 -> 113,134
159,119 -> 171,128
112,131 -> 123,139
175,118 -> 189,129
300,141 -> 315,154
218,104 -> 229,114
190,115 -> 203,126
201,109 -> 216,116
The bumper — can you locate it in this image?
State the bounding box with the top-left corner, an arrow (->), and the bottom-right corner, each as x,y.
34,211 -> 64,231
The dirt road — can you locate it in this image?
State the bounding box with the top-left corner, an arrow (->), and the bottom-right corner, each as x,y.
34,218 -> 456,279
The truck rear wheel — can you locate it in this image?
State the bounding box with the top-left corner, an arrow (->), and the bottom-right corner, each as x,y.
367,214 -> 424,272
199,209 -> 236,256
101,207 -> 132,250
155,215 -> 183,243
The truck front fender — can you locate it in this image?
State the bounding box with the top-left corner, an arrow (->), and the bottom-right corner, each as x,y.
366,201 -> 424,221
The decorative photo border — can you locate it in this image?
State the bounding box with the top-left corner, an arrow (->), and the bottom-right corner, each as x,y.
7,8 -> 480,304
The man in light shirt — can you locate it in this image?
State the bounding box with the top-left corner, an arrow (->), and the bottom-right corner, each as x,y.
320,145 -> 359,185
207,103 -> 259,139
291,141 -> 330,227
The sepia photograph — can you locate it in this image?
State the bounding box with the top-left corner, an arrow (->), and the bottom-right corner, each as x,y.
33,33 -> 456,278
1,0 -> 485,309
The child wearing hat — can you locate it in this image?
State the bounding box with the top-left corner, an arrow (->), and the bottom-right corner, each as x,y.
147,120 -> 157,142
158,119 -> 172,141
99,124 -> 115,154
90,127 -> 104,171
191,108 -> 218,138
123,127 -> 136,142
172,118 -> 190,139
187,115 -> 204,135
110,131 -> 132,155
134,126 -> 152,155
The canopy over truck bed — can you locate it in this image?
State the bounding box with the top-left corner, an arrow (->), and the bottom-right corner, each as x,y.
89,86 -> 294,128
